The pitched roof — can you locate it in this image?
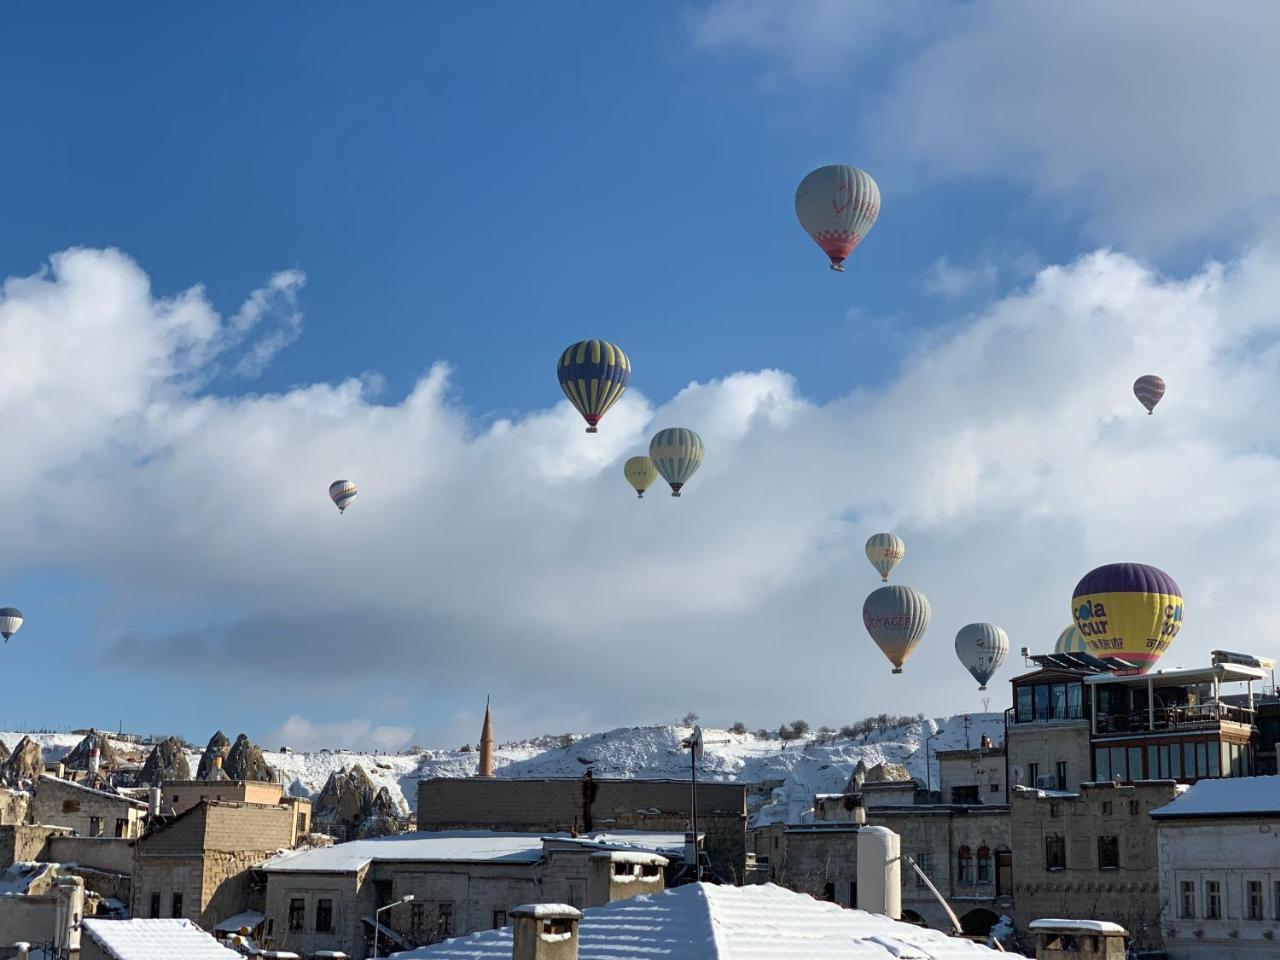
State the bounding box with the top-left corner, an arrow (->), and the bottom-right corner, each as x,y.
390,883 -> 1000,959
82,918 -> 242,960
1150,774 -> 1280,818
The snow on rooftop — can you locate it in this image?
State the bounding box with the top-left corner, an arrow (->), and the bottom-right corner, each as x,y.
1150,774 -> 1280,818
390,882 -> 1000,959
1029,919 -> 1126,934
82,918 -> 242,960
38,774 -> 147,807
0,861 -> 55,896
259,831 -> 549,873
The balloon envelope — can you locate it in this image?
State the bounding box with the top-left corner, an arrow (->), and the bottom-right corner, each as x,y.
557,340 -> 630,433
649,428 -> 704,497
865,533 -> 905,582
795,165 -> 880,271
329,480 -> 357,514
623,456 -> 659,498
863,585 -> 931,673
0,607 -> 23,641
1072,563 -> 1182,671
1133,375 -> 1166,414
955,623 -> 1009,690
1055,624 -> 1088,655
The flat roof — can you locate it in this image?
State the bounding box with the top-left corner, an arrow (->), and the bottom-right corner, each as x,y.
1085,663 -> 1267,688
1150,775 -> 1280,819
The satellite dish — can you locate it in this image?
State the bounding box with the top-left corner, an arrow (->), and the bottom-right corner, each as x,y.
685,725 -> 705,762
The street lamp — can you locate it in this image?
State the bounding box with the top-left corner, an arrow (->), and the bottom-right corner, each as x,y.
924,730 -> 942,798
371,894 -> 414,959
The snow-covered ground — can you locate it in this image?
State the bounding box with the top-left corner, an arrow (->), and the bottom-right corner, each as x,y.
2,713 -> 1004,826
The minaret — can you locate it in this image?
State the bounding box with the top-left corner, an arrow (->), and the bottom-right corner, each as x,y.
477,697 -> 495,778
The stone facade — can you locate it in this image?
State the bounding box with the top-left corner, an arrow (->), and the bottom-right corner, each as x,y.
417,777 -> 747,882
0,824 -> 72,868
132,800 -> 298,929
1006,717 -> 1092,792
31,775 -> 147,839
1009,780 -> 1179,953
1154,809 -> 1280,958
937,746 -> 1008,803
0,788 -> 28,826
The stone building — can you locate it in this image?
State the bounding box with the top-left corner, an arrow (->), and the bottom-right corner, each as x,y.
161,776 -> 311,838
0,872 -> 83,959
0,824 -> 71,868
32,774 -> 148,839
130,799 -> 299,929
1009,779 -> 1180,954
1150,774 -> 1280,959
417,775 -> 747,883
256,830 -> 668,959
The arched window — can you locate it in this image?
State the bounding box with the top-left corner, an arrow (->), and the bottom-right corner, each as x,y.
957,845 -> 973,884
976,845 -> 992,883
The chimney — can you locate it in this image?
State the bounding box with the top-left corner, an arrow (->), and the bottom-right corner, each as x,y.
149,786 -> 162,817
477,697 -> 495,779
14,944 -> 30,960
980,734 -> 993,750
856,826 -> 901,920
53,875 -> 84,956
511,904 -> 581,960
88,740 -> 101,777
213,754 -> 224,770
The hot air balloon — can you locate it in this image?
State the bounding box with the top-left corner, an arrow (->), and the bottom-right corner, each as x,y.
0,608 -> 23,642
863,585 -> 931,674
649,428 -> 704,497
865,533 -> 905,582
557,340 -> 630,433
623,456 -> 659,499
1133,375 -> 1166,415
795,165 -> 881,272
1072,563 -> 1182,671
955,623 -> 1009,691
1055,624 -> 1088,656
329,480 -> 357,514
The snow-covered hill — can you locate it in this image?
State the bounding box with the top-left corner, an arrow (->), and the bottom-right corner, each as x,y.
3,713 -> 1004,826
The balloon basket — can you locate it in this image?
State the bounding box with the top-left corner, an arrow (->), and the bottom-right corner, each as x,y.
586,426 -> 598,433
829,262 -> 845,272
892,668 -> 903,674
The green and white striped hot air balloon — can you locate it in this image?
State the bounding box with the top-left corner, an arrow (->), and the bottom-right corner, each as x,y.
865,533 -> 905,582
649,428 -> 704,498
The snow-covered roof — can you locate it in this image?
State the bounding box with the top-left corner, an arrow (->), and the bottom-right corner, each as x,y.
259,831 -> 548,873
1084,663 -> 1266,687
213,909 -> 265,933
82,918 -> 243,959
546,831 -> 692,857
0,861 -> 55,896
389,882 -> 1000,959
38,774 -> 147,807
1150,775 -> 1280,818
1029,919 -> 1126,934
1011,785 -> 1079,800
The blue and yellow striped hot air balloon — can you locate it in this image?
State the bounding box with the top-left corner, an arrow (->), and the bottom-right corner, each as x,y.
1055,624 -> 1088,656
649,428 -> 704,497
1071,562 -> 1183,672
557,340 -> 630,434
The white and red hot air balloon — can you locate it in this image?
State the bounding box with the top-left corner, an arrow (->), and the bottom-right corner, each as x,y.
795,165 -> 880,271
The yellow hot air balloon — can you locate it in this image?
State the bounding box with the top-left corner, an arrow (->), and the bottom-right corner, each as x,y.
1071,563 -> 1183,671
623,456 -> 659,498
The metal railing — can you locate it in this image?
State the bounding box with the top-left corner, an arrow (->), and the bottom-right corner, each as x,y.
1013,704 -> 1086,724
1095,701 -> 1256,734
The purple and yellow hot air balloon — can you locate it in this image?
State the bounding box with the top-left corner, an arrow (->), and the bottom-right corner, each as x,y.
1071,563 -> 1183,672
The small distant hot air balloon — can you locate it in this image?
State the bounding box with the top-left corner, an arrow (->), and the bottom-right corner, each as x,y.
557,340 -> 630,433
623,456 -> 659,499
0,608 -> 23,642
795,165 -> 880,271
1133,375 -> 1166,415
863,585 -> 931,674
955,623 -> 1009,691
1055,624 -> 1088,656
649,428 -> 704,497
329,480 -> 357,514
1072,562 -> 1183,672
865,533 -> 905,582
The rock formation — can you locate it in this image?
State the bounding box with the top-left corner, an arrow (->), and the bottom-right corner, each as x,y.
864,761 -> 912,783
63,730 -> 119,772
223,734 -> 274,782
196,731 -> 230,780
0,736 -> 44,787
0,740 -> 9,765
313,765 -> 401,839
139,736 -> 191,786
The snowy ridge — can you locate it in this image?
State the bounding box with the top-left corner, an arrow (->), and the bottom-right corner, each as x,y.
2,713 -> 1004,825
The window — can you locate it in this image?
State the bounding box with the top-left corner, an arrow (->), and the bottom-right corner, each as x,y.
1055,761 -> 1068,791
1158,744 -> 1170,778
411,903 -> 425,940
849,881 -> 857,906
315,898 -> 333,933
1027,763 -> 1039,787
1180,880 -> 1195,918
1170,743 -> 1182,778
990,782 -> 1000,794
1207,742 -> 1220,777
1097,836 -> 1119,870
288,898 -> 305,932
437,902 -> 454,939
951,786 -> 980,804
88,816 -> 103,838
822,881 -> 836,901
171,893 -> 183,918
488,908 -> 505,928
1274,880 -> 1280,921
613,862 -> 636,877
1016,686 -> 1033,722
298,813 -> 308,834
1205,881 -> 1221,919
957,846 -> 973,884
114,818 -> 127,838
1045,835 -> 1065,871
1184,742 -> 1197,779
1101,800 -> 1113,816
1095,748 -> 1111,781
976,846 -> 992,883
1248,881 -> 1263,920
1110,747 -> 1126,781
1147,745 -> 1158,781
374,880 -> 393,907
641,863 -> 660,877
1197,742 -> 1208,778
1050,802 -> 1061,818
1067,683 -> 1082,718
1129,800 -> 1139,816
149,893 -> 161,919
915,853 -> 932,887
1128,747 -> 1143,780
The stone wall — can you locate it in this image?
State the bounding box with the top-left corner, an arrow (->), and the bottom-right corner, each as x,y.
1010,780 -> 1178,952
417,778 -> 747,881
45,835 -> 135,875
261,866 -> 367,958
0,789 -> 28,826
937,749 -> 1008,801
1006,720 -> 1092,791
31,776 -> 146,838
0,894 -> 58,957
163,779 -> 284,816
0,824 -> 72,868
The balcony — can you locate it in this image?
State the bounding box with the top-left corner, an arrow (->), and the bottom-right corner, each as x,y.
1094,701 -> 1255,737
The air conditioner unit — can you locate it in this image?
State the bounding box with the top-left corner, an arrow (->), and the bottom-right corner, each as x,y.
1035,775 -> 1058,790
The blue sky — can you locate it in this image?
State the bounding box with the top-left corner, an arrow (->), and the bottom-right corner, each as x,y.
1,3 -> 1278,750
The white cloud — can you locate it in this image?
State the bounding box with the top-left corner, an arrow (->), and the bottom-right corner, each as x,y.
922,257 -> 999,300
6,242 -> 1280,741
691,1 -> 1280,249
267,715 -> 413,753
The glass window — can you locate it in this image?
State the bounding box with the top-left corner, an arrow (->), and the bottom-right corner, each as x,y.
1224,743 -> 1234,778
1035,684 -> 1051,719
1159,744 -> 1170,779
289,898 -> 305,932
88,816 -> 103,838
1170,743 -> 1182,778
1147,746 -> 1158,781
915,853 -> 932,887
1027,763 -> 1040,787
149,893 -> 160,919
977,847 -> 991,883
493,909 -> 507,929
315,898 -> 333,933
1110,747 -> 1126,781
1180,881 -> 1195,918
1207,742 -> 1220,778
1184,742 -> 1197,779
1248,881 -> 1263,920
1055,761 -> 1068,791
1128,747 -> 1143,781
1243,747 -> 1251,776
1052,684 -> 1068,719
1197,742 -> 1209,778
1274,880 -> 1280,921
171,893 -> 183,919
1016,687 -> 1033,722
1067,683 -> 1082,718
1101,800 -> 1113,816
957,846 -> 973,884
1045,835 -> 1065,871
1206,881 -> 1221,919
1095,748 -> 1110,781
1097,836 -> 1119,870
437,902 -> 454,938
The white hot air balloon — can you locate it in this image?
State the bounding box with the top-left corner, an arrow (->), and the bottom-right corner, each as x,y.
865,533 -> 905,582
329,480 -> 357,514
954,623 -> 1009,691
0,607 -> 23,642
795,165 -> 881,271
863,585 -> 931,674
